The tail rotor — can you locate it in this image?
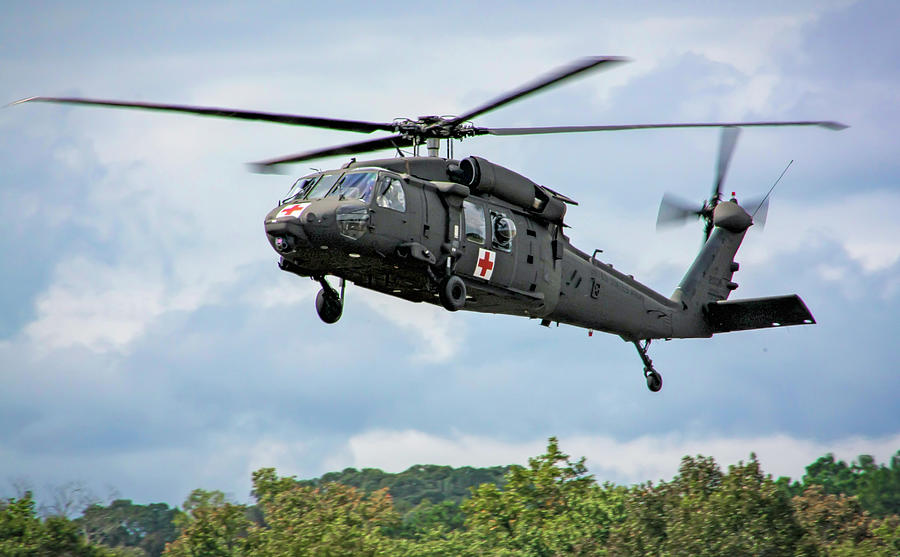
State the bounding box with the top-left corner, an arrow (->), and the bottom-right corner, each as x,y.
656,126 -> 761,242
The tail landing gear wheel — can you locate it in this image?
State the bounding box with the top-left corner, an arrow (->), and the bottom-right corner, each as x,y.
438,275 -> 466,312
633,339 -> 663,392
315,289 -> 343,324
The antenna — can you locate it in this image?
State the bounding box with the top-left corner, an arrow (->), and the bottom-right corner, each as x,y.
752,159 -> 793,219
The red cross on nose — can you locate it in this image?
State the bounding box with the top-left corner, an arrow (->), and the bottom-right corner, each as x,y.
281,204 -> 306,216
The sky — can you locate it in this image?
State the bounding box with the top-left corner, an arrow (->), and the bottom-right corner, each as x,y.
1,0 -> 899,509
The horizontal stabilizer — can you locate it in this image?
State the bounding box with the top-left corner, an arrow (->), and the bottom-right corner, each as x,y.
705,295 -> 815,333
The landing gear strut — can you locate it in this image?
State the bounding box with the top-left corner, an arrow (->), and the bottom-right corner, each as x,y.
633,339 -> 662,392
315,276 -> 344,324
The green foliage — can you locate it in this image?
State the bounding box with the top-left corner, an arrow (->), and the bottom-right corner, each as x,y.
792,484 -> 874,555
609,454 -> 803,556
77,499 -> 178,557
460,437 -> 626,556
163,490 -> 251,557
303,463 -> 509,512
244,467 -> 400,556
393,499 -> 466,539
803,450 -> 900,518
0,492 -> 109,556
6,443 -> 899,556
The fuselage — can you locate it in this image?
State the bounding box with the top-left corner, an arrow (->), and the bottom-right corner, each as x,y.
264,156 -> 700,341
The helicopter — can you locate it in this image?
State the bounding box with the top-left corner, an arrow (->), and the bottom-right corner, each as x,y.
13,56 -> 847,392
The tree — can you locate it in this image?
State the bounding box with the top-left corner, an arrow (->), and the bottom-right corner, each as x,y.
302,463 -> 509,512
78,499 -> 178,557
163,490 -> 250,557
0,492 -> 109,556
395,499 -> 465,539
792,484 -> 872,553
246,467 -> 400,556
461,437 -> 625,556
43,480 -> 99,519
802,451 -> 900,518
855,452 -> 900,518
609,454 -> 803,556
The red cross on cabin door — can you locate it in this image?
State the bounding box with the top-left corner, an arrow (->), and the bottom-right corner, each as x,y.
474,248 -> 496,280
277,202 -> 311,219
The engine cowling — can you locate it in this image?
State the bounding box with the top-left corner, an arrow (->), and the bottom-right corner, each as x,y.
451,156 -> 567,223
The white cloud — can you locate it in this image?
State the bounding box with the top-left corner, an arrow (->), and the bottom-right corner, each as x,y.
354,288 -> 465,364
335,429 -> 900,484
743,189 -> 900,273
244,273 -> 319,309
24,257 -> 166,352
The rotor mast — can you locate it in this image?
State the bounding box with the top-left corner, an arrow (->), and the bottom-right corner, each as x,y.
426,137 -> 441,157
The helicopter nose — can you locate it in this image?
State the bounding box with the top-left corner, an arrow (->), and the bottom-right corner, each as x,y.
265,202 -> 315,253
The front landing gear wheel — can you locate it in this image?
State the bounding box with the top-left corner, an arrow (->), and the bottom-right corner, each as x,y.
315,289 -> 343,324
645,369 -> 662,392
438,275 -> 466,312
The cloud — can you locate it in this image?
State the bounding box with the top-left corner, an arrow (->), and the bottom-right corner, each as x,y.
330,428 -> 900,485
739,189 -> 900,273
1,0 -> 898,514
23,257 -> 166,352
354,289 -> 465,363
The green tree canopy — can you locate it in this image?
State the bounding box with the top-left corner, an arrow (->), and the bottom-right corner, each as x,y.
609,454 -> 802,556
1,492 -> 108,556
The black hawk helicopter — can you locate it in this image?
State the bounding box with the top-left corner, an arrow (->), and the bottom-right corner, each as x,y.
14,57 -> 847,391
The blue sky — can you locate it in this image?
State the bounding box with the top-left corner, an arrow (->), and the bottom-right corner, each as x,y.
1,0 -> 899,508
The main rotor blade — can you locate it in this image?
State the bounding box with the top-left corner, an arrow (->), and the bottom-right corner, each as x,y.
447,56 -> 629,127
248,134 -> 415,173
11,96 -> 396,134
476,120 -> 849,135
712,126 -> 741,205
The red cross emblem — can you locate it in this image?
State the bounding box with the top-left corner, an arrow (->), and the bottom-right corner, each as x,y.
475,248 -> 496,280
277,202 -> 310,219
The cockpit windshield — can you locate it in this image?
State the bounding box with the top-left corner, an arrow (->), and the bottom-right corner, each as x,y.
280,171 -> 380,205
326,172 -> 378,202
281,176 -> 315,204
304,173 -> 341,200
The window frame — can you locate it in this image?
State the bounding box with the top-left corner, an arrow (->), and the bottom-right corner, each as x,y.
463,199 -> 486,246
490,210 -> 516,252
325,171 -> 379,203
375,174 -> 407,212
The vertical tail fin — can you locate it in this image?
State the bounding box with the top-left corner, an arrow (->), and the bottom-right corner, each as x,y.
669,199 -> 817,337
671,200 -> 751,309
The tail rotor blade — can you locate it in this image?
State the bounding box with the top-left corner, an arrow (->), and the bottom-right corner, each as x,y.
753,197 -> 770,229
713,126 -> 741,205
739,195 -> 770,230
657,192 -> 703,230
748,159 -> 793,230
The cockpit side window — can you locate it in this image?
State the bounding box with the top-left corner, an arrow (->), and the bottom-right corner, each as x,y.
463,199 -> 485,245
305,173 -> 341,199
376,176 -> 406,212
327,172 -> 378,202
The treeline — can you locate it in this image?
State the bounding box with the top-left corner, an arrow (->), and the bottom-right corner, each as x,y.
299,464 -> 509,510
2,439 -> 899,556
